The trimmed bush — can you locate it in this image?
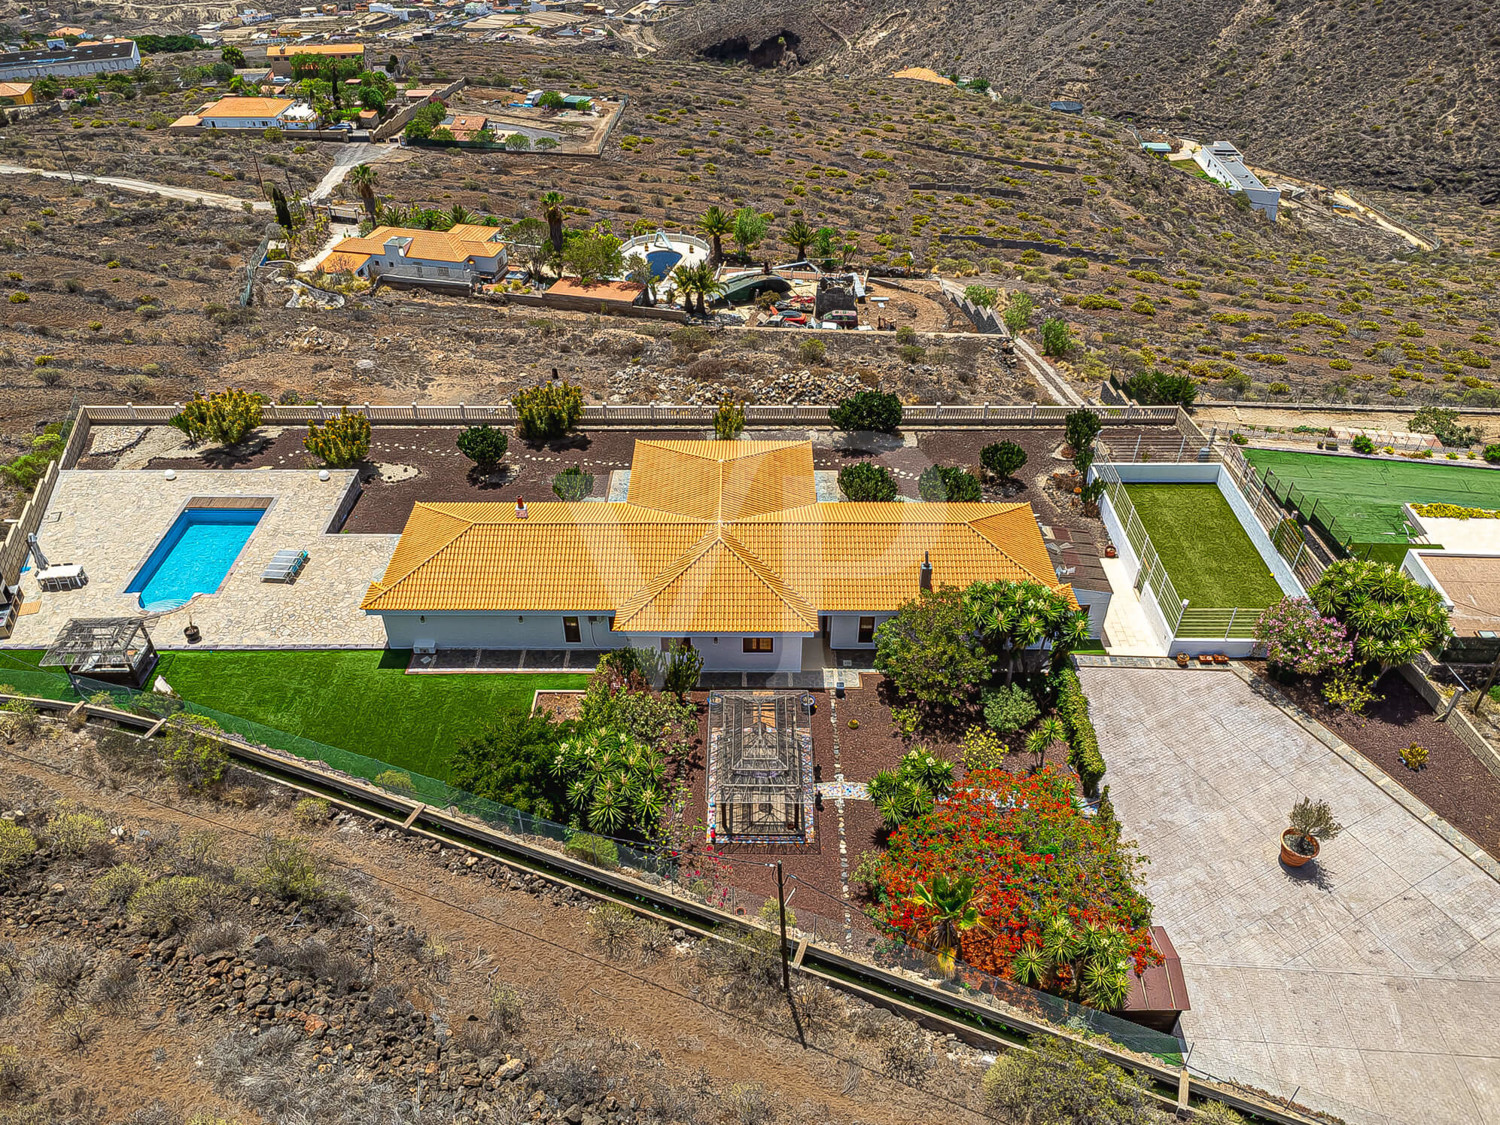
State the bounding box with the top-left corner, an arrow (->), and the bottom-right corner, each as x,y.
829,390 -> 903,433
304,408 -> 370,467
514,379 -> 583,440
1055,666 -> 1105,797
838,460 -> 897,501
918,465 -> 981,502
980,440 -> 1027,481
456,425 -> 509,468
1352,434 -> 1375,455
981,684 -> 1039,735
1484,444 -> 1500,464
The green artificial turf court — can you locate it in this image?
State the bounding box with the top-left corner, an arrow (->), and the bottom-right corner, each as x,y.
1243,448 -> 1500,552
1123,483 -> 1286,609
0,648 -> 587,783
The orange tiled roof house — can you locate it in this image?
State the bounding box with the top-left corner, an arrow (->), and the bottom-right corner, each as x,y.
361,440 -> 1074,672
322,224 -> 508,284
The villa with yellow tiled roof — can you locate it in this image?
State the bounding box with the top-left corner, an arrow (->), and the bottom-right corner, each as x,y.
322,224 -> 508,284
361,440 -> 1074,672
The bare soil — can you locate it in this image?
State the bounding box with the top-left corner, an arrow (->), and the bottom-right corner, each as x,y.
0,713 -> 996,1125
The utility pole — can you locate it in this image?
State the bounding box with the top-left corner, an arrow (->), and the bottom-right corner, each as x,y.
55,129 -> 76,184
775,861 -> 790,993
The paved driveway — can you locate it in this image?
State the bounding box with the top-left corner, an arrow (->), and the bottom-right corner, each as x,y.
1078,666 -> 1500,1125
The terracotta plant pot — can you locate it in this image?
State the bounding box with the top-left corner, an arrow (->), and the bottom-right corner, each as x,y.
1104,544 -> 1117,558
1175,653 -> 1190,668
1280,829 -> 1318,867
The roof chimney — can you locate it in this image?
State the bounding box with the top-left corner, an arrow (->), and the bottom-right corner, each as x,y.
919,550 -> 932,592
515,496 -> 528,520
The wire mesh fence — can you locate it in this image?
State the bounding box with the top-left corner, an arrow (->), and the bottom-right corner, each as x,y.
0,649 -> 1188,1065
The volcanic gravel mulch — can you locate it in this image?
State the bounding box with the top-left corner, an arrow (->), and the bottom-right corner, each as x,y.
1261,666 -> 1500,860
138,427 -> 702,533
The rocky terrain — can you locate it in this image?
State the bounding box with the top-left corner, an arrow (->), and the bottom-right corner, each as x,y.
0,703 -> 992,1124
663,0 -> 1500,201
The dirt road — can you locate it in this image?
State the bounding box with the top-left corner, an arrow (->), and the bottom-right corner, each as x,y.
0,163 -> 273,210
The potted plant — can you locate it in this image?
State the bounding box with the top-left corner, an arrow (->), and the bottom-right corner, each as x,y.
1175,653 -> 1190,667
1104,542 -> 1117,559
1280,797 -> 1343,867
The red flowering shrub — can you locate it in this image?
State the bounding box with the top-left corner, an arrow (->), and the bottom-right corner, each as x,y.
872,768 -> 1157,1001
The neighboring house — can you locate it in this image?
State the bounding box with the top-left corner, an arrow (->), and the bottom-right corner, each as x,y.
321,223 -> 508,283
546,277 -> 646,310
0,81 -> 34,105
361,440 -> 1076,671
0,40 -> 140,82
1193,140 -> 1280,221
264,42 -> 366,76
181,96 -> 319,129
444,112 -> 487,140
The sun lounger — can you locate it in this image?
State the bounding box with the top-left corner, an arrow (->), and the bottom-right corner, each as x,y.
260,549 -> 309,583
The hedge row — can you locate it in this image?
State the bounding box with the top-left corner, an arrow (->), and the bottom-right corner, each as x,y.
1056,666 -> 1105,798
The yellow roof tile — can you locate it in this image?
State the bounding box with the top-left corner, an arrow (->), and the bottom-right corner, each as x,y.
362,441 -> 1070,633
200,96 -> 295,117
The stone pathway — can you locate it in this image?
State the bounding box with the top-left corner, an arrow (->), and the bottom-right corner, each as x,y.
1078,666 -> 1500,1125
1099,557 -> 1169,657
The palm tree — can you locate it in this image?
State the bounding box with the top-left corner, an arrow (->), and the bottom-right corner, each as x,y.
908,874 -> 982,976
699,205 -> 733,264
448,203 -> 472,227
1027,717 -> 1067,771
670,263 -> 698,314
783,218 -> 814,259
690,261 -> 723,316
622,252 -> 657,306
346,163 -> 378,223
539,191 -> 566,254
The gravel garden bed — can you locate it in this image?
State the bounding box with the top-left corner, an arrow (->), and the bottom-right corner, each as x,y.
1258,665 -> 1500,859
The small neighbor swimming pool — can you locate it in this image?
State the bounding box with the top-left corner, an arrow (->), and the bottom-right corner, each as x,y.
646,249 -> 682,279
127,507 -> 265,612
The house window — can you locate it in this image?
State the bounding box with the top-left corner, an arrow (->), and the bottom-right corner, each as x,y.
743,637 -> 774,653
562,616 -> 581,644
857,617 -> 876,644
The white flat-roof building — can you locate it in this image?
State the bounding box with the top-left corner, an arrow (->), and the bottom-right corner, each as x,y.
0,39 -> 140,81
1194,140 -> 1280,222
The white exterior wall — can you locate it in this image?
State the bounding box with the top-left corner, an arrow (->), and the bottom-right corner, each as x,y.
827,612 -> 890,649
201,113 -> 286,128
0,43 -> 140,81
375,611 -> 807,671
366,248 -> 506,282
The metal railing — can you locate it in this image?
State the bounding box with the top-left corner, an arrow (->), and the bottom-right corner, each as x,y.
1215,442 -> 1325,586
0,407 -> 89,587
1097,452 -> 1276,641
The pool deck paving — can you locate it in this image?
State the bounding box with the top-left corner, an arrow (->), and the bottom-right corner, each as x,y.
1078,665 -> 1500,1125
2,470 -> 398,650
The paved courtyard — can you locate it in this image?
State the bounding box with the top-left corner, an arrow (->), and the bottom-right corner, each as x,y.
3,470 -> 398,650
1078,665 -> 1500,1125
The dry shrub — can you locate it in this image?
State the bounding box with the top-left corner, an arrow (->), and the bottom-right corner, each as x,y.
89,952 -> 138,1011
54,1009 -> 100,1052
90,863 -> 146,910
190,920 -> 247,957
130,875 -> 220,935
44,807 -> 110,861
30,944 -> 87,1012
586,904 -> 638,961
636,919 -> 671,965
0,1045 -> 30,1099
881,1030 -> 932,1087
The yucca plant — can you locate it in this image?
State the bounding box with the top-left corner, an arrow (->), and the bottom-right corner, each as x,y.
712,399 -> 745,441
1027,717 -> 1068,771
303,408 -> 370,467
169,388 -> 263,446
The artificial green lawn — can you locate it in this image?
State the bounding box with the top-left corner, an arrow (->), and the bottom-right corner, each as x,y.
1123,483 -> 1285,609
1244,448 -> 1500,551
0,648 -> 586,783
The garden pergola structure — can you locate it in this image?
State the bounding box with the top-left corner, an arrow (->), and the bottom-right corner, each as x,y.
708,690 -> 813,843
41,617 -> 158,689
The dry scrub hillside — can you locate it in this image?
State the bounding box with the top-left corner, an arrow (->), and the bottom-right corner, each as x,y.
0,705 -> 993,1125
664,0 -> 1500,201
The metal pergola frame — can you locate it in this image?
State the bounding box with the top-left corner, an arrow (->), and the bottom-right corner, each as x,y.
40,617 -> 158,688
708,690 -> 814,842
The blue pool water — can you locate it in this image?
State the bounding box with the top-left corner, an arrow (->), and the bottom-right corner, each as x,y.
646,249 -> 683,280
126,508 -> 263,612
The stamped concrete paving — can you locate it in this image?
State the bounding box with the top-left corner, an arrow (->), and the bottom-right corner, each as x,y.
3,470 -> 397,650
1079,666 -> 1500,1125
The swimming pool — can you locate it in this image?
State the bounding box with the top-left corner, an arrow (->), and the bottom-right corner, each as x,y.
126,508 -> 264,612
645,248 -> 683,279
